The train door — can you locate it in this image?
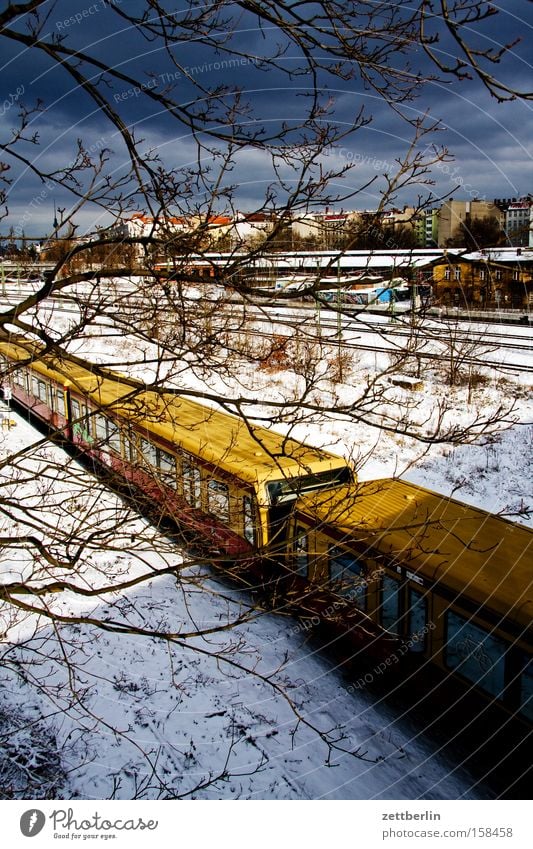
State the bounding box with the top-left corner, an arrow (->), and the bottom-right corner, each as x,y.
293,524 -> 308,577
267,503 -> 293,556
381,573 -> 402,634
379,568 -> 431,653
243,495 -> 256,545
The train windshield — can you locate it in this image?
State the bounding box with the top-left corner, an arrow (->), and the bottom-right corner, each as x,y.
266,465 -> 352,505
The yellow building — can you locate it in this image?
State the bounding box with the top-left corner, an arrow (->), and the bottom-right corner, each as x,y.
428,249 -> 532,309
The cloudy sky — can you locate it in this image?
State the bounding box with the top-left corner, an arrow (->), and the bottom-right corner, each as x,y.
1,0 -> 532,237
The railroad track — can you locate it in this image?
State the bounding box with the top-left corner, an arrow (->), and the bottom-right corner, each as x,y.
229,322 -> 533,375
2,287 -> 533,374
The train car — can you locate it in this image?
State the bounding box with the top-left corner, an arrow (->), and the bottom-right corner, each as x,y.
287,478 -> 532,722
0,337 -> 353,561
318,283 -> 411,308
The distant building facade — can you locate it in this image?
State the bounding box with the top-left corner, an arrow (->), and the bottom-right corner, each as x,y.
437,199 -> 503,247
428,248 -> 533,308
415,209 -> 439,247
494,197 -> 533,247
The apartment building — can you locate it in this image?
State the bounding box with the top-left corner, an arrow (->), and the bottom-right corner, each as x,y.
437,199 -> 503,247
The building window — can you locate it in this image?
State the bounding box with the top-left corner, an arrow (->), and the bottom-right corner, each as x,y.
454,267 -> 461,281
479,268 -> 486,281
444,267 -> 451,281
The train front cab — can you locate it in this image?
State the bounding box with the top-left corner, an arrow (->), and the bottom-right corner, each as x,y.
287,489 -> 532,725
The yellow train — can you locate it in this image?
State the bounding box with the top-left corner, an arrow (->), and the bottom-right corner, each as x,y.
1,336 -> 531,722
288,480 -> 532,724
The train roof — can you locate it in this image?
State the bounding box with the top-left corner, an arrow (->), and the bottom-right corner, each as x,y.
0,338 -> 349,499
296,479 -> 533,632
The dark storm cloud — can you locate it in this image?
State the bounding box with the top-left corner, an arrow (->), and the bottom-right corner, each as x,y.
1,1 -> 532,236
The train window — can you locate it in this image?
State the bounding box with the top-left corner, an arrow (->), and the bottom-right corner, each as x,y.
519,657 -> 532,722
381,574 -> 401,634
266,466 -> 352,504
30,375 -> 48,403
71,398 -> 81,435
329,546 -> 366,610
140,437 -> 157,468
243,495 -> 255,544
81,406 -> 94,442
123,428 -> 137,463
72,400 -> 92,442
407,586 -> 428,653
158,448 -> 177,489
95,414 -> 108,443
207,480 -> 230,523
92,413 -> 119,452
183,457 -> 201,507
107,419 -> 121,453
14,368 -> 26,388
294,526 -> 308,577
444,611 -> 507,699
55,388 -> 66,416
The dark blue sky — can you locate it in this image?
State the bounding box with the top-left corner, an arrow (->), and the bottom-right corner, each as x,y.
1,0 -> 531,237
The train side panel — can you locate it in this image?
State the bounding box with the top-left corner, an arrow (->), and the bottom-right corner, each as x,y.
290,481 -> 532,723
1,352 -> 257,558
